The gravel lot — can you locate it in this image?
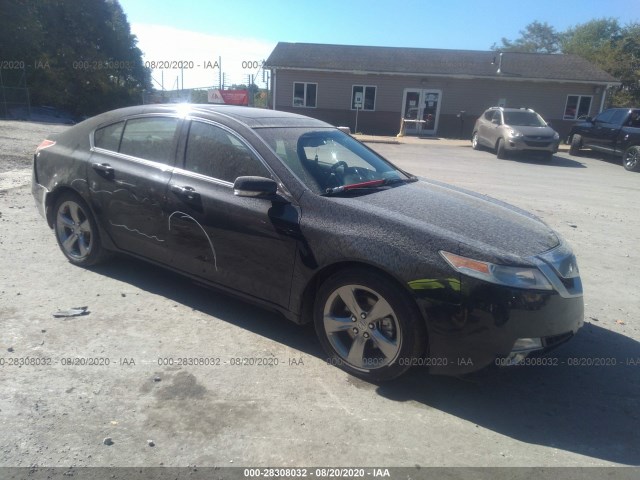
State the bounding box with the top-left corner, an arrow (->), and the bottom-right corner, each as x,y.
0,120 -> 639,470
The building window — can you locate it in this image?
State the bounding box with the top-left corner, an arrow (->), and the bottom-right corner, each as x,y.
351,86 -> 376,110
564,95 -> 592,120
293,82 -> 317,108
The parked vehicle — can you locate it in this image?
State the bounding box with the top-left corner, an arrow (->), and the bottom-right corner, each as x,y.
32,104 -> 584,381
472,107 -> 560,160
568,108 -> 640,172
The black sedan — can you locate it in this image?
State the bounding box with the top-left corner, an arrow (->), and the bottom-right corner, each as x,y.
32,104 -> 584,381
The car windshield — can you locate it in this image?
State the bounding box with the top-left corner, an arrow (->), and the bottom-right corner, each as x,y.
254,127 -> 410,195
503,111 -> 546,127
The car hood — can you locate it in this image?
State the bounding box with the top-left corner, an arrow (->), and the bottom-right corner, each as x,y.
508,125 -> 556,137
340,178 -> 559,260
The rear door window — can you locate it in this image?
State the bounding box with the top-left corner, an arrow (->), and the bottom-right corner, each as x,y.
94,122 -> 124,151
119,117 -> 180,165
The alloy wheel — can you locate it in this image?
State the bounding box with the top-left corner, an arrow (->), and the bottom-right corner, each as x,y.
322,284 -> 402,370
624,146 -> 640,171
56,200 -> 94,261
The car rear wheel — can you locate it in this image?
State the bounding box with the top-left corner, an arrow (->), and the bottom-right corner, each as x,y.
569,134 -> 582,155
314,269 -> 426,382
623,145 -> 640,172
496,138 -> 508,159
472,132 -> 481,150
53,192 -> 108,267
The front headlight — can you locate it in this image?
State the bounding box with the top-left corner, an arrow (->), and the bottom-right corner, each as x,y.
508,129 -> 523,138
440,251 -> 553,291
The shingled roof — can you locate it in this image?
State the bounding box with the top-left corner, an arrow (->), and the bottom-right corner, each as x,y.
265,42 -> 619,84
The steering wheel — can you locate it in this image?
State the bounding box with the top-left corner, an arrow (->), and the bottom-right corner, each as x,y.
330,161 -> 348,172
343,166 -> 376,183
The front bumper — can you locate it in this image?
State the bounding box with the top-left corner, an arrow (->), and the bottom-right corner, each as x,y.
505,136 -> 560,153
411,241 -> 584,375
416,281 -> 583,374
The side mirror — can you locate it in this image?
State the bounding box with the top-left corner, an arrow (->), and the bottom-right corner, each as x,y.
491,118 -> 501,125
233,176 -> 279,199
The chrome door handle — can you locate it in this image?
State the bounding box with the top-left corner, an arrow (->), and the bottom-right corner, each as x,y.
170,184 -> 200,201
92,163 -> 114,175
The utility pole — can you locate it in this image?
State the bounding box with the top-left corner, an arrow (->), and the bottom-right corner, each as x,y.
246,74 -> 253,106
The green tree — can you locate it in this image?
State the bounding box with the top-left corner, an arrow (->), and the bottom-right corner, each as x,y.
0,0 -> 43,62
560,18 -> 621,60
492,21 -> 561,53
0,0 -> 151,117
492,18 -> 640,106
612,23 -> 640,106
562,19 -> 640,107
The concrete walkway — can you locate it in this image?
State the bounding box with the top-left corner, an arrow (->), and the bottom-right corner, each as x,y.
353,133 -> 570,151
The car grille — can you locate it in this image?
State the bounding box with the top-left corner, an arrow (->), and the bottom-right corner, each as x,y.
542,332 -> 574,348
524,137 -> 554,147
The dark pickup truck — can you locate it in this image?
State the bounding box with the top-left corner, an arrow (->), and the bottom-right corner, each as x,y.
568,107 -> 640,172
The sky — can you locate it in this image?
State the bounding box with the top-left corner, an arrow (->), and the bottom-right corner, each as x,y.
117,0 -> 640,90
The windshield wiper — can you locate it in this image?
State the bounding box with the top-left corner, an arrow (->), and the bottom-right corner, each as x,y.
323,177 -> 410,196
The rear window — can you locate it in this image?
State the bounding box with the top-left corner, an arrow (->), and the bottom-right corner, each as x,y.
94,122 -> 124,151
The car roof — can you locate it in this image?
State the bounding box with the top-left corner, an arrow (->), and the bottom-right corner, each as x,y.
90,104 -> 333,129
486,107 -> 536,113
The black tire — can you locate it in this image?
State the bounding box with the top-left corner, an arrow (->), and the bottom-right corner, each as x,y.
544,151 -> 554,161
496,138 -> 508,159
53,192 -> 109,267
569,134 -> 582,156
622,145 -> 640,172
471,132 -> 481,150
314,268 -> 426,382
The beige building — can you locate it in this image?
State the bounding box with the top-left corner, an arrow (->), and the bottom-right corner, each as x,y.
265,42 -> 619,138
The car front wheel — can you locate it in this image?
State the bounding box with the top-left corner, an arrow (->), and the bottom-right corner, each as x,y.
53,192 -> 108,267
314,269 -> 426,382
472,132 -> 481,150
569,134 -> 582,155
496,138 -> 508,159
623,145 -> 640,172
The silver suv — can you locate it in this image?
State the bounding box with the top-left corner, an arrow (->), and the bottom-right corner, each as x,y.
472,107 -> 560,160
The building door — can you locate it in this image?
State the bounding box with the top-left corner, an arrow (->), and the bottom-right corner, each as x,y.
401,89 -> 442,135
